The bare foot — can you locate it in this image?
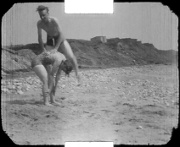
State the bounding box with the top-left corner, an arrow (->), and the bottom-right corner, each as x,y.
51,101 -> 61,106
44,102 -> 54,107
77,75 -> 81,86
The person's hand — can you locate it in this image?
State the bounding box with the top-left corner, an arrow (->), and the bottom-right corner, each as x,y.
42,50 -> 50,56
49,49 -> 57,54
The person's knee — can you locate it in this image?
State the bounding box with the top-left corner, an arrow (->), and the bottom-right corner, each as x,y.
42,78 -> 48,85
33,65 -> 48,82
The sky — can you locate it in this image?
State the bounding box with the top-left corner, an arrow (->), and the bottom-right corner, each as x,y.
1,2 -> 178,50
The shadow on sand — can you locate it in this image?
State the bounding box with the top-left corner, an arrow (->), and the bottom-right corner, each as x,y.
6,99 -> 43,106
5,97 -> 65,106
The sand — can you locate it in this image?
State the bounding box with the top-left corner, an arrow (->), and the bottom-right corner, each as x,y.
1,64 -> 179,145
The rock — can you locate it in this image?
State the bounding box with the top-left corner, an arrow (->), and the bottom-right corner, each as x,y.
2,87 -> 9,93
164,101 -> 169,106
137,126 -> 143,129
33,85 -> 38,88
1,80 -> 6,85
61,85 -> 65,88
15,82 -> 22,86
21,84 -> 30,91
7,85 -> 16,90
17,90 -> 24,95
25,84 -> 31,90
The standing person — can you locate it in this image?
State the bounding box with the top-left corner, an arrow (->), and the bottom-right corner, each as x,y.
31,51 -> 73,106
36,5 -> 81,85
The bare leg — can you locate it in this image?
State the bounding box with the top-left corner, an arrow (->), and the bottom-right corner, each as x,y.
48,61 -> 62,106
69,56 -> 81,85
45,65 -> 53,89
33,65 -> 53,106
51,67 -> 62,96
59,40 -> 81,85
49,74 -> 57,104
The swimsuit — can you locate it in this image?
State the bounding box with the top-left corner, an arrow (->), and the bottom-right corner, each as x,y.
31,32 -> 66,68
46,33 -> 65,47
31,52 -> 66,68
31,52 -> 53,68
46,35 -> 59,46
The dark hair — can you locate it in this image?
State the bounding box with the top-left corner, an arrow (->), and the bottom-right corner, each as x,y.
62,60 -> 73,76
36,5 -> 49,12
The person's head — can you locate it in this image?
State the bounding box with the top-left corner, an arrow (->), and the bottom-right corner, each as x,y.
61,60 -> 73,77
36,5 -> 49,22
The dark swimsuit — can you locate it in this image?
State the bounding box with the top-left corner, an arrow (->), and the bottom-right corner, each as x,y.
46,35 -> 59,46
31,52 -> 54,68
46,33 -> 65,47
31,33 -> 66,68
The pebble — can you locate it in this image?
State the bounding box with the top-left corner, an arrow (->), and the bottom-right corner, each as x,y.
164,101 -> 170,106
61,85 -> 65,88
1,67 -> 178,100
1,77 -> 36,95
137,126 -> 143,129
17,90 -> 24,95
7,85 -> 16,90
2,87 -> 9,93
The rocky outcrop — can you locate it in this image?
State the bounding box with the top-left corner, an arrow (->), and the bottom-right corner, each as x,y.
1,38 -> 178,75
91,36 -> 107,43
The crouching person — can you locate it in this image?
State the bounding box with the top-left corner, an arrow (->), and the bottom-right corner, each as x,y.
31,51 -> 73,106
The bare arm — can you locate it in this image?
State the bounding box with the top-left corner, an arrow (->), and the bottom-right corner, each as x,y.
50,56 -> 65,96
52,66 -> 62,96
37,21 -> 46,52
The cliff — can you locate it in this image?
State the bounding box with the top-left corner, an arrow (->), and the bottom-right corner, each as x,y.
1,38 -> 178,75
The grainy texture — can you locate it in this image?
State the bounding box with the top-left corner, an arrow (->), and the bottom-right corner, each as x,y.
2,38 -> 178,74
1,64 -> 179,145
